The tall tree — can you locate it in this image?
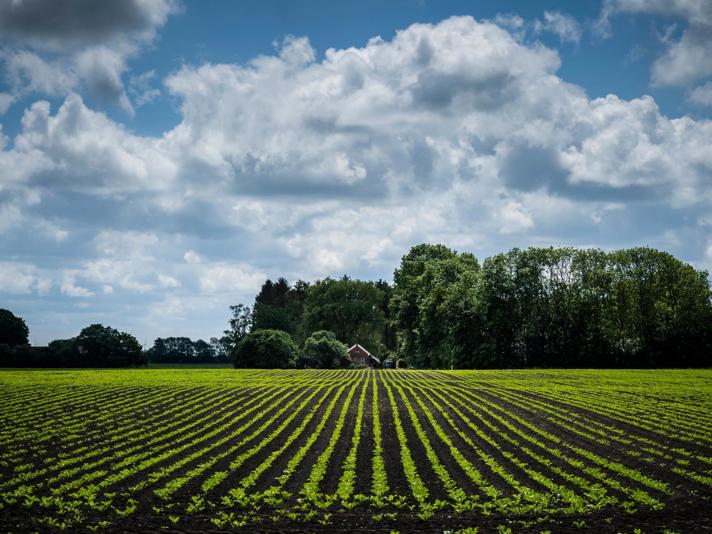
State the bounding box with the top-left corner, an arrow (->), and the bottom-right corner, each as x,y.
374,279 -> 396,353
391,244 -> 479,368
391,244 -> 459,363
251,278 -> 309,335
0,309 -> 29,346
74,324 -> 144,367
300,276 -> 386,354
147,337 -> 217,363
223,304 -> 252,350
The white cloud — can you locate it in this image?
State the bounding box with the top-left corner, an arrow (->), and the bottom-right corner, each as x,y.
128,70 -> 161,107
535,11 -> 582,44
0,92 -> 13,114
61,272 -> 94,297
499,201 -> 534,234
94,231 -> 160,260
0,204 -> 23,233
184,250 -> 202,264
0,0 -> 178,112
2,15 -> 711,343
198,263 -> 266,294
652,25 -> 712,86
0,262 -> 37,294
599,0 -> 712,86
74,46 -> 134,115
158,274 -> 181,288
689,81 -> 712,106
2,50 -> 77,96
11,94 -> 178,193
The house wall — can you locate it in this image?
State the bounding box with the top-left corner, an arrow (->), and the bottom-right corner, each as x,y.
348,347 -> 370,366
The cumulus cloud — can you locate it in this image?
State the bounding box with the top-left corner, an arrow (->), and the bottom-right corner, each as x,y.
128,70 -> 161,107
74,46 -> 134,114
0,0 -> 177,49
495,11 -> 581,45
0,261 -> 41,294
598,0 -> 712,86
0,92 -> 13,114
198,264 -> 266,294
2,15 -> 711,343
11,93 -> 177,192
689,81 -> 712,106
60,272 -> 94,297
0,0 -> 178,112
534,11 -> 582,44
2,50 -> 76,96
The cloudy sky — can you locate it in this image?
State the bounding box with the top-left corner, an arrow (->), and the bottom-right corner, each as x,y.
1,0 -> 711,345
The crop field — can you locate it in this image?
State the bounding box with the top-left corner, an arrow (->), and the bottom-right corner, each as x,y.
1,369 -> 711,533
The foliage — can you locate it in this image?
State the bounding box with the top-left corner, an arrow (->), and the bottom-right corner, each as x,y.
250,278 -> 310,336
209,336 -> 232,362
299,330 -> 349,369
391,244 -> 712,369
223,304 -> 253,350
1,368 -> 711,531
0,308 -> 29,346
74,324 -> 145,367
0,323 -> 145,367
147,337 -> 223,364
300,276 -> 386,355
231,329 -> 299,368
390,244 -> 464,367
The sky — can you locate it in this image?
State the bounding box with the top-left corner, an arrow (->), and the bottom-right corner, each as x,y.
1,0 -> 711,346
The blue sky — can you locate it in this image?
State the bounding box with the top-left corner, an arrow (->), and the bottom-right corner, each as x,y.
1,0 -> 711,345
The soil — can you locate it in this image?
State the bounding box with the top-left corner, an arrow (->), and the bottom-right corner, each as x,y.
3,371 -> 712,534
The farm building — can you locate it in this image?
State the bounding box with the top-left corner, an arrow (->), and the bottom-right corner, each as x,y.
347,344 -> 380,368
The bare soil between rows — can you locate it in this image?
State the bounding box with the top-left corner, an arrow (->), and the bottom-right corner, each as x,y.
3,371 -> 712,534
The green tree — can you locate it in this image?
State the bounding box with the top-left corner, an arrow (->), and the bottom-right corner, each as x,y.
391,244 -> 479,368
209,336 -> 232,363
147,337 -> 217,363
375,279 -> 396,352
391,244 -> 460,363
0,309 -> 29,346
47,339 -> 81,366
300,330 -> 349,369
251,278 -> 310,335
413,253 -> 479,368
224,304 -> 252,350
74,324 -> 145,367
603,247 -> 712,367
299,276 -> 385,354
252,302 -> 293,332
231,329 -> 299,369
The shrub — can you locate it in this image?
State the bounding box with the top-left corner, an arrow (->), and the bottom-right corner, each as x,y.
232,329 -> 299,369
300,330 -> 349,369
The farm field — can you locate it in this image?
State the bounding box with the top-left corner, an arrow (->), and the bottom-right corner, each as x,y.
1,369 -> 711,533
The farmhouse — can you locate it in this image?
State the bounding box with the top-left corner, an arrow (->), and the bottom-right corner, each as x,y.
347,343 -> 380,368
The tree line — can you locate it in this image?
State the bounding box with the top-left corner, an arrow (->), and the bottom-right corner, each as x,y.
1,244 -> 710,369
0,319 -> 145,367
391,245 -> 711,369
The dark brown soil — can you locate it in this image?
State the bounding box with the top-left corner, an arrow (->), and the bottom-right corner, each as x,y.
3,371 -> 712,534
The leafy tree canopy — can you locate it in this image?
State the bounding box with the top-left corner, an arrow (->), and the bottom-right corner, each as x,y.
0,309 -> 29,346
300,330 -> 349,369
232,329 -> 299,369
300,276 -> 386,355
75,324 -> 145,367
